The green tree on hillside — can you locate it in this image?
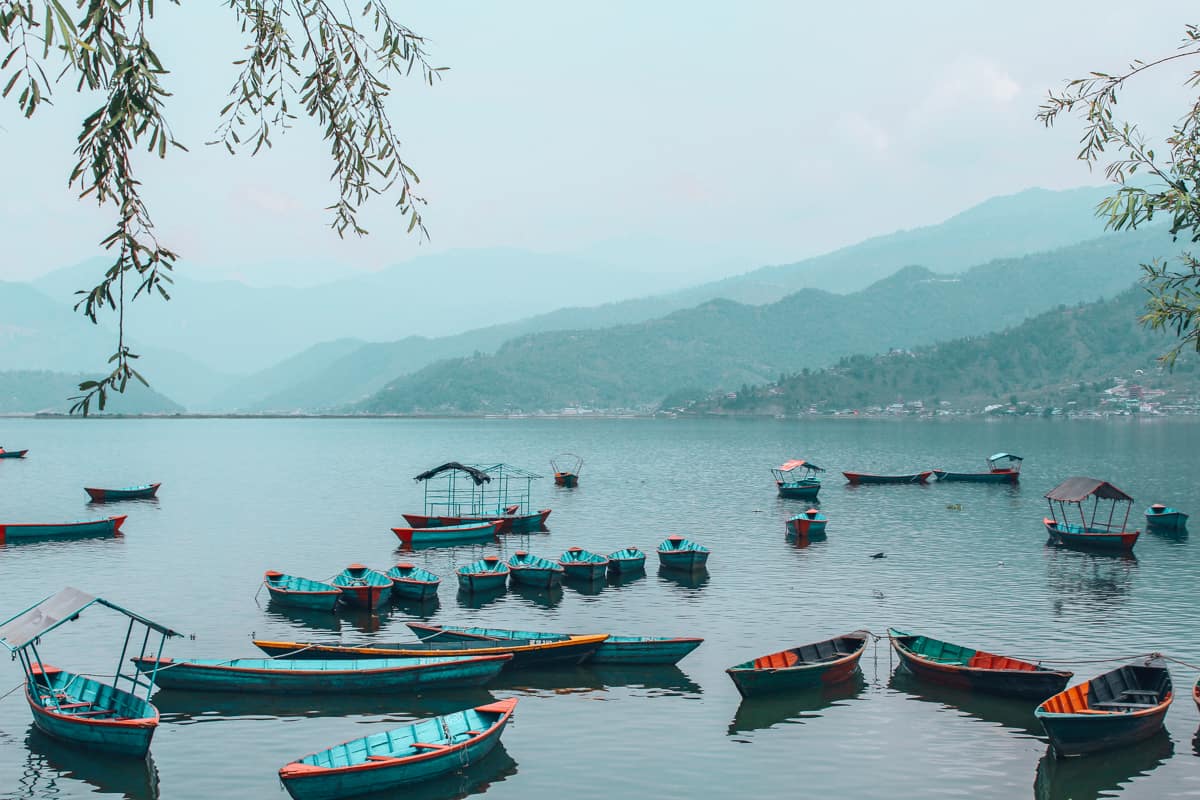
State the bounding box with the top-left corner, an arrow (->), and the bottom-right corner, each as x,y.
1039,23 -> 1200,365
0,1 -> 440,412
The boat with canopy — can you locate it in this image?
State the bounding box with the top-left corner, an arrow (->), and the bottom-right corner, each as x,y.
771,459 -> 825,499
403,462 -> 551,533
551,453 -> 583,487
933,453 -> 1022,483
1043,477 -> 1140,551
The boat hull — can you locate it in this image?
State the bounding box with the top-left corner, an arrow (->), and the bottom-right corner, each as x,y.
553,472 -> 579,488
776,481 -> 821,499
658,551 -> 709,571
509,566 -> 563,588
589,636 -> 703,665
266,585 -> 341,611
890,631 -> 1072,700
84,483 -> 161,502
132,656 -> 509,693
1044,520 -> 1139,552
279,699 -> 515,800
786,516 -> 827,539
1039,706 -> 1170,756
390,580 -> 439,601
457,573 -> 509,593
25,667 -> 158,758
1145,511 -> 1188,529
932,470 -> 1018,484
402,510 -> 551,533
727,633 -> 869,698
560,562 -> 608,581
607,554 -> 646,574
255,635 -> 607,668
0,516 -> 126,542
0,449 -> 28,459
391,520 -> 501,547
843,471 -> 932,485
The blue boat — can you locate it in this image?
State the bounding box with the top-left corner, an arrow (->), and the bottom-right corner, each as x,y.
507,551 -> 564,588
332,564 -> 392,609
409,623 -> 703,665
772,459 -> 825,500
263,571 -> 343,611
932,453 -> 1023,484
386,563 -> 440,600
786,508 -> 827,539
1044,478 -> 1140,552
558,547 -> 608,580
0,587 -> 180,757
131,654 -> 511,693
457,555 -> 510,593
0,447 -> 28,459
1036,658 -> 1173,756
727,631 -> 870,697
607,548 -> 646,574
657,536 -> 710,571
85,483 -> 161,502
278,697 -> 517,800
1145,504 -> 1188,531
390,520 -> 501,547
0,515 -> 126,543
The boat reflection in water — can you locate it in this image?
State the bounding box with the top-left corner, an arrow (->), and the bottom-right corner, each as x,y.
153,687 -> 498,724
508,582 -> 563,608
1044,547 -> 1138,615
1033,729 -> 1172,800
399,742 -> 518,800
606,569 -> 646,589
728,673 -> 865,736
563,575 -> 606,597
492,664 -> 701,698
22,726 -> 161,799
656,567 -> 709,591
391,594 -> 441,619
888,670 -> 1042,738
262,602 -> 342,633
456,585 -> 508,610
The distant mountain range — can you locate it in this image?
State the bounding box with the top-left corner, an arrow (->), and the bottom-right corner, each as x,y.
0,370 -> 183,414
680,288 -> 1199,414
356,228 -> 1179,413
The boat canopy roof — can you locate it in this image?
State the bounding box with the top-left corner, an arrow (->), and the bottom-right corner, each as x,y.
988,453 -> 1022,463
413,462 -> 492,485
777,459 -> 824,473
1043,477 -> 1133,504
0,587 -> 181,652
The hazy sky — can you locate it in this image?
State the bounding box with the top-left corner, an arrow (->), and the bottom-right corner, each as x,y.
0,2 -> 1194,285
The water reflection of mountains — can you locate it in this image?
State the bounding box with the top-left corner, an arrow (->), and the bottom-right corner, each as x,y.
1034,729 -> 1172,800
21,726 -> 160,799
1043,547 -> 1138,608
888,670 -> 1042,738
728,674 -> 865,735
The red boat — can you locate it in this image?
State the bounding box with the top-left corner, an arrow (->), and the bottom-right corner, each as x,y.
843,471 -> 933,485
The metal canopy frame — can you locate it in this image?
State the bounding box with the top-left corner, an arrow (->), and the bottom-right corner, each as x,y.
418,462 -> 543,517
1044,479 -> 1134,534
771,459 -> 825,483
0,587 -> 180,713
986,453 -> 1023,472
550,453 -> 584,475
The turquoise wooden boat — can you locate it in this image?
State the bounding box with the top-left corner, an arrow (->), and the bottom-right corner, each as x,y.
84,483 -> 161,502
0,515 -> 126,543
607,548 -> 646,574
331,564 -> 392,608
0,448 -> 28,458
1145,504 -> 1188,530
552,453 -> 583,488
772,459 -> 824,499
786,508 -> 827,539
386,563 -> 440,600
131,654 -> 511,693
657,536 -> 710,571
0,587 -> 179,758
932,453 -> 1022,483
889,629 -> 1072,700
727,631 -> 870,697
558,547 -> 608,580
456,555 -> 510,593
263,571 -> 342,611
1036,658 -> 1173,756
391,520 -> 501,547
507,551 -> 564,588
408,623 -> 703,665
255,633 -> 609,668
279,697 -> 517,800
1044,477 -> 1139,552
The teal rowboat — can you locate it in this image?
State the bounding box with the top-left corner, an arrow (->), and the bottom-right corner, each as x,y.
408,623 -> 703,665
1145,504 -> 1188,531
85,483 -> 161,502
279,697 -> 517,800
386,563 -> 440,600
657,536 -> 710,571
391,520 -> 502,547
507,551 -> 564,588
457,556 -> 510,593
0,448 -> 28,458
0,516 -> 126,543
726,631 -> 870,697
254,633 -> 609,668
263,571 -> 342,611
131,654 -> 510,693
0,587 -> 180,758
558,547 -> 608,580
332,565 -> 392,609
607,548 -> 646,574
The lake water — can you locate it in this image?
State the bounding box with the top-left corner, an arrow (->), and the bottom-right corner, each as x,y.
0,417 -> 1198,800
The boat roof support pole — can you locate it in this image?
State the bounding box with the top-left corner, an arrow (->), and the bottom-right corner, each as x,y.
25,641 -> 59,710
114,617 -> 135,694
1121,502 -> 1131,533
1106,498 -> 1117,532
147,631 -> 168,696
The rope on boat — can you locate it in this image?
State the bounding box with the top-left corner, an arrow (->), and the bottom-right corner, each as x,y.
1160,654 -> 1200,672
0,681 -> 23,702
149,642 -> 319,672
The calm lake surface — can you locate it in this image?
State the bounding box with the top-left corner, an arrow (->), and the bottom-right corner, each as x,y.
0,417 -> 1198,800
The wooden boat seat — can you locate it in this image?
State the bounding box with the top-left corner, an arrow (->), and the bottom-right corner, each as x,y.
410,742 -> 450,750
1091,701 -> 1158,710
51,701 -> 93,710
71,708 -> 115,717
1118,689 -> 1160,700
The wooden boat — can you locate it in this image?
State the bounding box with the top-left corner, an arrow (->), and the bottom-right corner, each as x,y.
558,547 -> 608,580
84,483 -> 161,502
1145,504 -> 1188,530
407,462 -> 551,532
507,551 -> 564,588
385,563 -> 440,600
771,459 -> 825,500
331,565 -> 392,608
551,453 -> 583,488
726,631 -> 869,697
1043,477 -> 1140,552
0,587 -> 179,757
1035,658 -> 1173,756
607,548 -> 646,574
786,508 -> 827,539
390,519 -> 501,547
131,653 -> 511,693
0,515 -> 126,543
408,623 -> 701,666
278,697 -> 517,800
932,453 -> 1022,483
889,629 -> 1073,700
401,509 -> 551,534
263,571 -> 342,611
0,448 -> 28,458
657,536 -> 710,571
1194,676 -> 1199,711
255,632 -> 608,668
843,470 -> 933,485
456,555 -> 510,593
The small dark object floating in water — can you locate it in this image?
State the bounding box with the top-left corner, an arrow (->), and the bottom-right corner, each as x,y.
870,552 -> 885,559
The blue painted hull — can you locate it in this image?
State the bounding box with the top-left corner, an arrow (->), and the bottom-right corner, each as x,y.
85,483 -> 161,502
607,554 -> 646,574
25,668 -> 158,758
776,480 -> 821,499
658,550 -> 709,571
132,656 -> 508,693
1044,520 -> 1139,552
509,566 -> 564,588
1038,707 -> 1169,757
0,449 -> 28,458
561,562 -> 608,581
1145,509 -> 1188,529
0,516 -> 125,542
391,580 -> 439,600
932,470 -> 1018,484
589,636 -> 703,665
457,572 -> 509,593
266,585 -> 341,611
